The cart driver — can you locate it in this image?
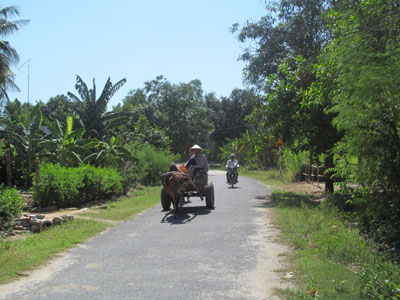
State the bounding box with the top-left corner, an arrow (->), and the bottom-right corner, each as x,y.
185,144 -> 209,178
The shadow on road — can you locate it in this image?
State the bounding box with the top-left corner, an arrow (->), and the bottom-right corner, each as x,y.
252,195 -> 275,208
253,192 -> 320,209
227,186 -> 241,189
161,205 -> 213,225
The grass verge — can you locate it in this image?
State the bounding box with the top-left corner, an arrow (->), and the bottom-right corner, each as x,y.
0,218 -> 110,284
243,170 -> 400,299
0,186 -> 160,285
77,186 -> 160,221
241,168 -> 288,187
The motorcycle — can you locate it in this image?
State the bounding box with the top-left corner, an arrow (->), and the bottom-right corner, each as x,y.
227,166 -> 238,187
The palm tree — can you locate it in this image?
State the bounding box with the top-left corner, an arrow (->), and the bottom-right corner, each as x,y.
67,75 -> 127,140
0,6 -> 29,108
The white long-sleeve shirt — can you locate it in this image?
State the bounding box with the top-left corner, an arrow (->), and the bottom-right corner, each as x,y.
226,159 -> 239,169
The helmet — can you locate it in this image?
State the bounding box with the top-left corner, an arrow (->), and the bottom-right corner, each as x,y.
230,153 -> 235,158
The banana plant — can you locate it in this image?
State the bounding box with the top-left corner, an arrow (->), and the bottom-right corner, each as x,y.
84,136 -> 131,167
67,75 -> 128,140
40,115 -> 98,167
0,104 -> 46,188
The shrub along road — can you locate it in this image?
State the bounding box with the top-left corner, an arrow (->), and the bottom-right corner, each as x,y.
0,171 -> 290,300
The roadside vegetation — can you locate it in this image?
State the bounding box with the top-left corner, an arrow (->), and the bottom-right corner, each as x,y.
245,170 -> 400,299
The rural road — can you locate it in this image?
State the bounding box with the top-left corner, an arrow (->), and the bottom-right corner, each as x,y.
0,170 -> 290,300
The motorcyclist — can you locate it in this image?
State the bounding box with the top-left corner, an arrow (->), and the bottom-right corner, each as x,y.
226,153 -> 239,183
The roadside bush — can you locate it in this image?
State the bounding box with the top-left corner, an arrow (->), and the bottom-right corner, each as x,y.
32,163 -> 123,208
32,163 -> 83,208
283,148 -> 308,181
126,142 -> 179,186
360,260 -> 400,299
0,185 -> 25,223
78,165 -> 124,202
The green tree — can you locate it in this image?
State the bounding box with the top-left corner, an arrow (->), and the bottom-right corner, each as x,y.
150,77 -> 211,157
0,5 -> 29,107
233,0 -> 341,191
40,94 -> 73,122
123,75 -> 211,158
113,88 -> 171,149
67,75 -> 127,140
232,0 -> 330,89
327,0 -> 400,246
207,88 -> 260,162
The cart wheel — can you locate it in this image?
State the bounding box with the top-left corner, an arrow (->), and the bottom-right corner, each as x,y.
161,187 -> 171,211
205,183 -> 214,209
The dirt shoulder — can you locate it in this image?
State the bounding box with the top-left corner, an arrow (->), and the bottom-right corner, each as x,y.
272,181 -> 325,195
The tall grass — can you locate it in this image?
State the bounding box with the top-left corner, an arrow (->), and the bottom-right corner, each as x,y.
273,192 -> 373,299
241,167 -> 290,185
282,149 -> 308,181
242,170 -> 400,299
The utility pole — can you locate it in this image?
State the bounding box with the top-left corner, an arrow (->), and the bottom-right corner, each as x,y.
19,59 -> 31,104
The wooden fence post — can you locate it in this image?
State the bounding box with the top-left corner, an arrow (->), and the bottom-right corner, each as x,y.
35,158 -> 40,193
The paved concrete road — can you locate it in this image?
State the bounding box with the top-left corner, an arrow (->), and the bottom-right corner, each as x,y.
0,171 -> 289,300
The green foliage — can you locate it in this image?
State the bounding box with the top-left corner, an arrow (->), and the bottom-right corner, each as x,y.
32,163 -> 123,208
283,148 -> 308,181
207,88 -> 260,161
233,0 -> 340,176
0,101 -> 47,188
78,165 -> 124,203
114,112 -> 171,151
117,76 -> 212,158
360,260 -> 400,299
88,136 -> 131,168
40,115 -> 98,167
272,190 -> 400,299
327,0 -> 400,247
125,142 -> 178,186
219,138 -> 241,162
0,141 -> 5,157
0,185 -> 24,223
241,167 -> 290,183
0,5 -> 29,105
67,75 -> 127,140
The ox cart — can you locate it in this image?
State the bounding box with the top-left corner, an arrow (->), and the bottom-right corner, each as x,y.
161,169 -> 215,212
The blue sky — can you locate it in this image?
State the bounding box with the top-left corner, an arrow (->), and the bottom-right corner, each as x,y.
4,1 -> 266,109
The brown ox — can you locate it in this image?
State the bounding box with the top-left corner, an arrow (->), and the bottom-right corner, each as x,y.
160,168 -> 198,216
168,163 -> 189,175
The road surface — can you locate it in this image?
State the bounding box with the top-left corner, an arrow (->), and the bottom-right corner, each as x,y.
0,171 -> 290,300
